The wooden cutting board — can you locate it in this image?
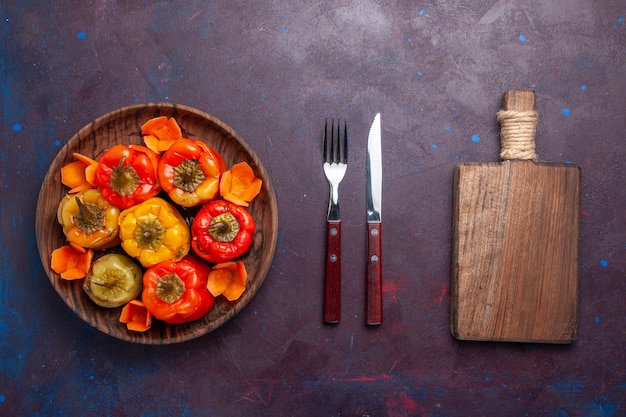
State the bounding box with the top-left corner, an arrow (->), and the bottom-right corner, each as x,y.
451,90 -> 580,343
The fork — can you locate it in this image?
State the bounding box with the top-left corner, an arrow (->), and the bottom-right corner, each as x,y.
322,118 -> 348,323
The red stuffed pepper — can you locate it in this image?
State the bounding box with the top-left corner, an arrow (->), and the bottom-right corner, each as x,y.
157,139 -> 226,207
191,200 -> 255,263
142,256 -> 215,324
95,144 -> 161,209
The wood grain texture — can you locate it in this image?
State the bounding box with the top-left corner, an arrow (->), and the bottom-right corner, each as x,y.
324,220 -> 341,323
35,103 -> 278,344
366,222 -> 383,325
451,91 -> 580,343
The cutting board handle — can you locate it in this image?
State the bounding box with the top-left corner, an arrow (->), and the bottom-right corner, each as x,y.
497,90 -> 538,161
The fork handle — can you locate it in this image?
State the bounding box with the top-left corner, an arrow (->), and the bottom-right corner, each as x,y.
366,222 -> 382,325
324,220 -> 341,323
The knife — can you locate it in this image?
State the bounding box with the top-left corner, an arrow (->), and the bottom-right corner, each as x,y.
366,113 -> 383,325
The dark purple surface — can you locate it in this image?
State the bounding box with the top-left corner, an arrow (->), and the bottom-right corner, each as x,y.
2,1 -> 624,416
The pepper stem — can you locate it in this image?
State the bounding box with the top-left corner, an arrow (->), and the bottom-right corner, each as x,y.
109,155 -> 141,196
134,219 -> 166,251
173,159 -> 206,192
76,197 -> 87,218
208,212 -> 240,242
73,197 -> 106,234
156,273 -> 186,304
208,221 -> 228,234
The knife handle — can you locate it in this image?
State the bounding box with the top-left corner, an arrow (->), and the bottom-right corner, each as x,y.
366,222 -> 383,325
324,220 -> 341,323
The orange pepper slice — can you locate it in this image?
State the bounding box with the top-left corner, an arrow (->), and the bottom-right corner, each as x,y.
219,162 -> 262,207
141,116 -> 183,153
119,300 -> 152,332
206,261 -> 248,301
50,245 -> 94,280
74,152 -> 98,186
60,152 -> 98,193
61,161 -> 89,189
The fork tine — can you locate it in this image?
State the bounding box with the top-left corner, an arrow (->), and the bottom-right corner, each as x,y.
341,119 -> 348,164
323,118 -> 328,163
335,119 -> 341,163
332,118 -> 339,164
323,118 -> 348,165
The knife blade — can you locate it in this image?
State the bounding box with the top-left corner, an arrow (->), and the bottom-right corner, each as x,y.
366,112 -> 383,325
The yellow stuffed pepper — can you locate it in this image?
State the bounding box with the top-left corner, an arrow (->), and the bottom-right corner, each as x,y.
117,197 -> 190,268
57,188 -> 121,250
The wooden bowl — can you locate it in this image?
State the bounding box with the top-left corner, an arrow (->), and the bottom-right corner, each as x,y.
36,103 -> 278,344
